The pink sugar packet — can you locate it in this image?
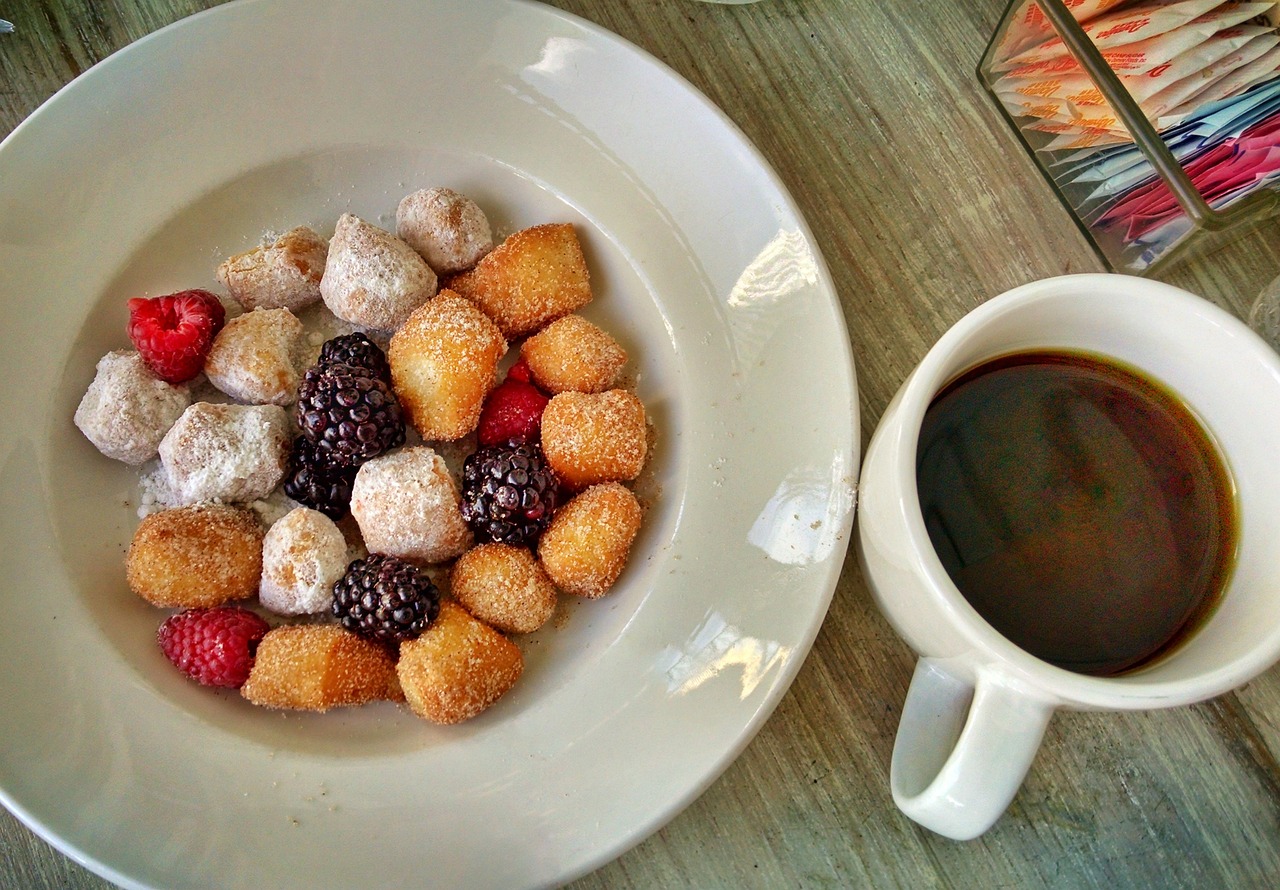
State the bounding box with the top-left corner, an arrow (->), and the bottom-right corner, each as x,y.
1123,147 -> 1280,237
1097,141 -> 1236,223
1065,79 -> 1280,206
1095,109 -> 1280,235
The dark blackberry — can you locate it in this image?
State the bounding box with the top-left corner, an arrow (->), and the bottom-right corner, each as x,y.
282,437 -> 357,520
332,554 -> 440,645
295,362 -> 405,470
460,439 -> 561,546
318,332 -> 391,383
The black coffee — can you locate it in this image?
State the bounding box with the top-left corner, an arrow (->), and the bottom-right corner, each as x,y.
916,350 -> 1236,677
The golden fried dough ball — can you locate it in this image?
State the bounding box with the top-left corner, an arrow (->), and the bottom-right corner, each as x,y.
540,389 -> 647,490
388,291 -> 507,440
126,504 -> 264,608
444,223 -> 591,338
537,483 -> 642,599
241,624 -> 398,711
451,543 -> 558,634
396,601 -> 523,724
520,314 -> 626,394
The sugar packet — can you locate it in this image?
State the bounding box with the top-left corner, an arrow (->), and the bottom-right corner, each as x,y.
998,0 -> 1231,69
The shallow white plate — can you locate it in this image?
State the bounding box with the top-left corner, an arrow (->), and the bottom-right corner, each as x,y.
0,1 -> 858,887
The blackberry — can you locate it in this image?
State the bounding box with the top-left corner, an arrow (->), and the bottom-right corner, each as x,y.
318,332 -> 391,383
282,437 -> 356,520
460,439 -> 561,546
295,362 -> 405,470
332,554 -> 441,645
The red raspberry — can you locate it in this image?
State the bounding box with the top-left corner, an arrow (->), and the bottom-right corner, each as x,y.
477,361 -> 550,446
504,360 -> 532,383
157,606 -> 270,689
127,289 -> 226,384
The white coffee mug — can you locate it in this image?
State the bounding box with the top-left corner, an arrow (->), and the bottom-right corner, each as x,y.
857,273 -> 1280,840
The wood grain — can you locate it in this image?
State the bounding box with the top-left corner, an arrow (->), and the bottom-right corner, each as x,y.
3,1 -> 1279,888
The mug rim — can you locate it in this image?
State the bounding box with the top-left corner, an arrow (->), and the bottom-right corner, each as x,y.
893,273 -> 1280,709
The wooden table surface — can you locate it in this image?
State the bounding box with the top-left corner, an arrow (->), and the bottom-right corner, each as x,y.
3,1 -> 1279,887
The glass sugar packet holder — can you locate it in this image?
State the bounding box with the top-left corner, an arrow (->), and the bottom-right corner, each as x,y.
979,0 -> 1280,276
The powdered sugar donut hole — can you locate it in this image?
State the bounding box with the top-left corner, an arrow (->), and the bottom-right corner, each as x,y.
396,187 -> 494,275
260,507 -> 350,615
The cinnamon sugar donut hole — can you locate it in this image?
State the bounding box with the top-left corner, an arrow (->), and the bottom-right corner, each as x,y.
451,543 -> 558,634
320,213 -> 437,332
396,601 -> 523,724
396,187 -> 494,275
203,307 -> 304,406
537,483 -> 642,599
217,226 -> 328,313
126,504 -> 264,608
241,624 -> 398,711
520,314 -> 626,394
444,223 -> 592,339
388,291 -> 507,441
540,389 -> 647,490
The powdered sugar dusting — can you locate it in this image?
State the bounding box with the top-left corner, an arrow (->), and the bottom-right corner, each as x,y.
159,402 -> 291,504
320,213 -> 437,332
260,507 -> 350,615
396,187 -> 494,275
75,350 -> 192,465
350,447 -> 473,563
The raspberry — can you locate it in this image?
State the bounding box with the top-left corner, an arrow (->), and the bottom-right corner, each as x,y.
461,439 -> 561,546
157,606 -> 270,689
127,289 -> 226,384
282,436 -> 357,520
477,362 -> 550,446
317,332 -> 392,383
295,362 -> 405,470
332,554 -> 441,645
504,360 -> 532,383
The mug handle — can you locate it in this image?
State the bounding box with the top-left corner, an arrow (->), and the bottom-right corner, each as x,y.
890,657 -> 1055,840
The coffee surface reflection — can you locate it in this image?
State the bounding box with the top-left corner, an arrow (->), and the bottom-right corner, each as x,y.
916,350 -> 1237,677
